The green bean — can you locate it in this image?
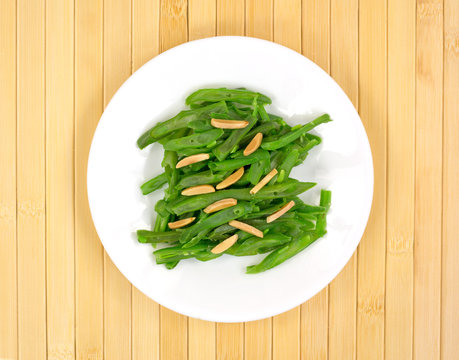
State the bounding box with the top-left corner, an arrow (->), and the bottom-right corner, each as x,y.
240,121 -> 280,144
165,261 -> 179,269
137,102 -> 228,148
257,104 -> 271,123
176,170 -> 228,190
209,149 -> 266,172
246,233 -> 319,274
213,113 -> 258,161
232,233 -> 291,256
276,149 -> 299,183
247,150 -> 271,185
262,114 -> 331,151
137,230 -> 181,244
140,173 -> 168,195
154,243 -> 210,264
316,190 -> 331,237
180,202 -> 254,246
195,251 -> 223,262
186,88 -> 271,106
163,129 -> 224,151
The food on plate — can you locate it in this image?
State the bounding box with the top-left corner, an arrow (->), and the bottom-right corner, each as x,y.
136,88 -> 332,273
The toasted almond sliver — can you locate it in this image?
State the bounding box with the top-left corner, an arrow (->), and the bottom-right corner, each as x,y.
211,118 -> 249,129
267,200 -> 295,223
243,132 -> 263,156
181,184 -> 215,196
204,198 -> 238,214
168,217 -> 196,229
228,220 -> 264,238
216,167 -> 245,190
250,168 -> 278,195
211,234 -> 239,254
176,153 -> 210,169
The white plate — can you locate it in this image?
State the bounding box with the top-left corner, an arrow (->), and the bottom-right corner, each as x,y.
88,36 -> 373,323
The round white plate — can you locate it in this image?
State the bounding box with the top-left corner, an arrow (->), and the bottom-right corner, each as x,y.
88,36 -> 373,323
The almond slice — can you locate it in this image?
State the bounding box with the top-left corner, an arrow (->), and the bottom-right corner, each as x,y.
176,153 -> 210,168
211,119 -> 249,129
211,234 -> 239,254
250,168 -> 278,195
181,184 -> 215,196
228,220 -> 264,238
216,167 -> 245,190
243,132 -> 263,156
266,200 -> 295,223
203,198 -> 238,214
168,217 -> 196,229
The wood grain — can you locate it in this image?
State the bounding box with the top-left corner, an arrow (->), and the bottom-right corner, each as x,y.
442,1 -> 459,359
75,0 -> 104,358
161,307 -> 188,360
414,0 -> 443,359
442,0 -> 459,358
17,0 -> 47,358
0,0 -> 17,358
244,2 -> 273,359
328,1 -> 358,359
131,1 -> 161,360
103,0 -> 133,358
45,0 -> 75,358
217,323 -> 244,360
300,1 -> 330,359
217,0 -> 245,35
357,0 -> 387,358
386,0 -> 415,358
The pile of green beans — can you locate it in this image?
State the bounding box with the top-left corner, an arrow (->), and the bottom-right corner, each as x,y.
136,88 -> 332,273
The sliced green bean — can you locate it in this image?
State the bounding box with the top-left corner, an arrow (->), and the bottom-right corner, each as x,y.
137,230 -> 181,244
186,88 -> 271,106
176,170 -> 228,190
140,172 -> 167,195
163,129 -> 224,151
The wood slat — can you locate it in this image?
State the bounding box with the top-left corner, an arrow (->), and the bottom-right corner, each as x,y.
159,2 -> 189,359
103,0 -> 133,358
131,1 -> 161,359
45,0 -> 75,358
414,1 -> 443,359
385,0 -> 415,358
214,2 -> 245,359
186,2 -> 217,359
246,0 -> 273,40
216,323 -> 244,360
442,1 -> 459,358
74,0 -> 104,358
161,307 -> 188,360
273,308 -> 300,360
0,0 -> 17,358
357,0 -> 387,358
300,1 -> 330,359
17,0 -> 47,358
272,1 -> 302,359
217,0 -> 245,35
244,1 -> 273,359
328,3 -> 358,360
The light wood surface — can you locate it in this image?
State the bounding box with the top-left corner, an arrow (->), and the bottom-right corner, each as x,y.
1,0 -> 457,359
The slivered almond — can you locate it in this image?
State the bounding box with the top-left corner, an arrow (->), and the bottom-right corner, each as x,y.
181,184 -> 215,196
250,168 -> 278,195
229,220 -> 264,238
211,118 -> 249,129
176,153 -> 210,168
168,217 -> 196,229
267,200 -> 295,223
204,198 -> 238,214
243,132 -> 263,156
211,234 -> 239,254
216,167 -> 245,190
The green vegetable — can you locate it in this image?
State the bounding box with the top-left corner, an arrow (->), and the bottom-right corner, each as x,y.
136,88 -> 332,272
186,88 -> 271,106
